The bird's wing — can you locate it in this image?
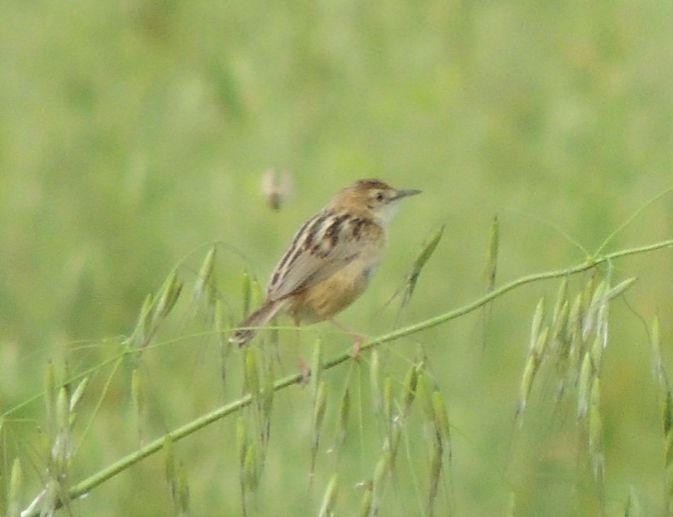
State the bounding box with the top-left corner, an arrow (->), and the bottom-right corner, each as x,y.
267,209 -> 380,300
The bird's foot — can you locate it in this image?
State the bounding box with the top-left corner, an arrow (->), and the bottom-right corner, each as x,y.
298,357 -> 312,385
350,334 -> 367,363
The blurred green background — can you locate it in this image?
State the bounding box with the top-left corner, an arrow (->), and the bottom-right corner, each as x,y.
2,0 -> 673,515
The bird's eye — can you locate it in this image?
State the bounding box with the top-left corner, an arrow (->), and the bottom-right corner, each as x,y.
375,192 -> 384,202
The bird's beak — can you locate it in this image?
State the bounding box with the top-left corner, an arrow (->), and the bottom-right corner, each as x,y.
394,188 -> 422,200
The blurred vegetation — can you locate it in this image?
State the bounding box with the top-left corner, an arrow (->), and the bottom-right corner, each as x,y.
1,0 -> 673,515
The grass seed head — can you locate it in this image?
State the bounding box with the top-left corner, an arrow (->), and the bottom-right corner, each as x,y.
484,215 -> 499,291
243,444 -> 259,491
664,389 -> 673,438
651,316 -> 664,383
313,381 -> 328,439
432,391 -> 451,442
318,474 -> 339,517
164,435 -> 176,485
577,353 -> 593,418
358,483 -> 374,517
402,364 -> 419,415
177,462 -> 190,513
338,388 -> 351,441
237,417 -> 248,467
8,458 -> 22,517
369,349 -> 381,413
244,348 -> 260,396
416,374 -> 435,422
69,377 -> 89,414
529,298 -> 546,353
153,270 -> 183,325
312,338 -> 323,387
383,376 -> 393,425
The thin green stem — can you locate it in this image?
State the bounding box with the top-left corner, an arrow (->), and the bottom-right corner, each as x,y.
594,186 -> 673,256
68,371 -> 302,500
328,238 -> 673,366
23,238 -> 673,516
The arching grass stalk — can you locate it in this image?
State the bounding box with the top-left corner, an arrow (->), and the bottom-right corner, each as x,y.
21,237 -> 673,517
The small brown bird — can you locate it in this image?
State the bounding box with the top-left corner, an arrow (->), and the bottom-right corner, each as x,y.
230,179 -> 421,347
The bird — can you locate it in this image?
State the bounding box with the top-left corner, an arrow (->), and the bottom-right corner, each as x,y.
230,178 -> 421,349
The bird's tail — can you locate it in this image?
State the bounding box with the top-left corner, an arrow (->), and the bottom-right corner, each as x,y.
229,299 -> 286,347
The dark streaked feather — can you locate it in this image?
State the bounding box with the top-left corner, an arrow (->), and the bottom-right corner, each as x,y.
266,210 -> 377,300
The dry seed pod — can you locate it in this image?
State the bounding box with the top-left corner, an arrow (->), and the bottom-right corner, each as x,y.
261,169 -> 294,211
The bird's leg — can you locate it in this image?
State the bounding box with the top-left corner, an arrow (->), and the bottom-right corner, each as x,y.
328,318 -> 367,362
294,316 -> 311,384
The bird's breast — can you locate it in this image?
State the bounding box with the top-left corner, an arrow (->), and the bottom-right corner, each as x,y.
289,256 -> 381,324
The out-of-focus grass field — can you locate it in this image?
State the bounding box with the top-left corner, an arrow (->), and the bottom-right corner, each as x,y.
2,0 -> 673,515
